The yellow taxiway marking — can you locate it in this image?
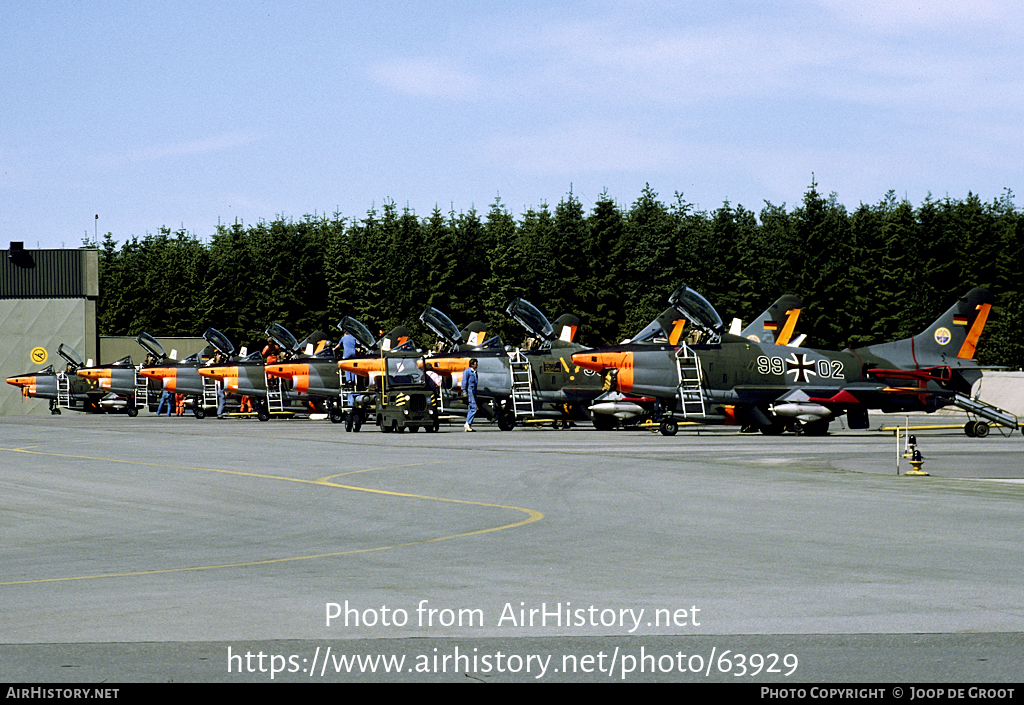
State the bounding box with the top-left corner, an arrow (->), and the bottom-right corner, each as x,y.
0,447 -> 543,586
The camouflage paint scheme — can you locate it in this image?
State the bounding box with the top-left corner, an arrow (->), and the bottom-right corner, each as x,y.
572,286 -> 994,435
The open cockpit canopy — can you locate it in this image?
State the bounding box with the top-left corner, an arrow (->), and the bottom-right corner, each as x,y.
506,298 -> 556,343
336,317 -> 378,351
135,332 -> 166,360
420,306 -> 464,348
202,328 -> 236,356
668,285 -> 725,344
57,343 -> 84,369
265,323 -> 300,355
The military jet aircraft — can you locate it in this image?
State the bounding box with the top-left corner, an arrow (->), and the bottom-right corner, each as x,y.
194,323 -> 303,420
214,320 -> 416,422
7,344 -> 108,414
416,300 -> 601,430
137,328 -> 235,417
572,285 -> 1008,436
75,332 -> 172,415
262,318 -> 411,428
586,293 -> 803,429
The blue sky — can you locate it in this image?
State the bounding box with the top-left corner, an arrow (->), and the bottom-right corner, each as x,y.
3,0 -> 1022,249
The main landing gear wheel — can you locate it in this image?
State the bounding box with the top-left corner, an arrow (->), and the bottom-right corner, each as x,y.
659,419 -> 679,436
497,411 -> 516,431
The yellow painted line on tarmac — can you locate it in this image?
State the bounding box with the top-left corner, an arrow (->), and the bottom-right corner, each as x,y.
0,447 -> 543,586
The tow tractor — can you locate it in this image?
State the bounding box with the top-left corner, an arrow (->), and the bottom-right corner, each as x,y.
375,354 -> 440,433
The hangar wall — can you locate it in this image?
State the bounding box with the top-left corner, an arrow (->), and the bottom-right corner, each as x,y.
1,246 -> 99,416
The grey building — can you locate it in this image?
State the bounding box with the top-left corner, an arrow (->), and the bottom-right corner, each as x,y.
1,244 -> 99,416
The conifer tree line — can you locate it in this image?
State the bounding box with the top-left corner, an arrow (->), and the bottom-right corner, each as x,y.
85,182 -> 1024,369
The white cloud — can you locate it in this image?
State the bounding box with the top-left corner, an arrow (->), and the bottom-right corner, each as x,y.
370,58 -> 481,99
93,130 -> 266,168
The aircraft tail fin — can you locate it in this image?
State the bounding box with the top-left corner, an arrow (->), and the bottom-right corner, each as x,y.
460,321 -> 489,347
739,294 -> 802,345
552,314 -> 580,343
911,287 -> 993,363
628,307 -> 687,345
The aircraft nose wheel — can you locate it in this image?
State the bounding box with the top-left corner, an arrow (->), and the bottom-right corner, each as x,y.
659,419 -> 679,436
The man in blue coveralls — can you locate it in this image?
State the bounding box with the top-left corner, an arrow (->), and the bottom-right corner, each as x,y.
463,358 -> 479,432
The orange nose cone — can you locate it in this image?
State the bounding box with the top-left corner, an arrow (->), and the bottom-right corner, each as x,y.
424,357 -> 471,374
139,367 -> 178,391
198,366 -> 237,380
571,350 -> 631,373
338,358 -> 386,377
77,368 -> 111,381
265,362 -> 307,379
139,367 -> 175,380
6,375 -> 36,389
571,350 -> 634,391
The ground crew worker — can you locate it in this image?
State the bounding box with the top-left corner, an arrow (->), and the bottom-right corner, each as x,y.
464,358 -> 479,432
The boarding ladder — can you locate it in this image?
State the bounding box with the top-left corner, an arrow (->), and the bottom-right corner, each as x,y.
339,374 -> 358,412
56,372 -> 72,409
133,369 -> 149,411
265,372 -> 285,413
951,393 -> 1020,432
202,376 -> 219,413
674,344 -> 707,419
509,350 -> 536,418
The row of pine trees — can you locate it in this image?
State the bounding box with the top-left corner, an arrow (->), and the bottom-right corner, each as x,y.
87,183 -> 1024,369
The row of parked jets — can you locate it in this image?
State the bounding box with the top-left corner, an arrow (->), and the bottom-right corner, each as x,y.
7,285 -> 1018,437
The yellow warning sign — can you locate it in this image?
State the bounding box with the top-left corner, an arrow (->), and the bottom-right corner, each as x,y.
30,347 -> 48,365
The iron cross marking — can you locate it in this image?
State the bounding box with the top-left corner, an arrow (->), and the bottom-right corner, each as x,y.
786,353 -> 817,383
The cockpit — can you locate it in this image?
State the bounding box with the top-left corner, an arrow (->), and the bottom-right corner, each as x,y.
336,316 -> 378,351
667,285 -> 725,345
136,332 -> 167,361
202,328 -> 236,357
57,344 -> 84,370
265,323 -> 300,355
506,298 -> 556,344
